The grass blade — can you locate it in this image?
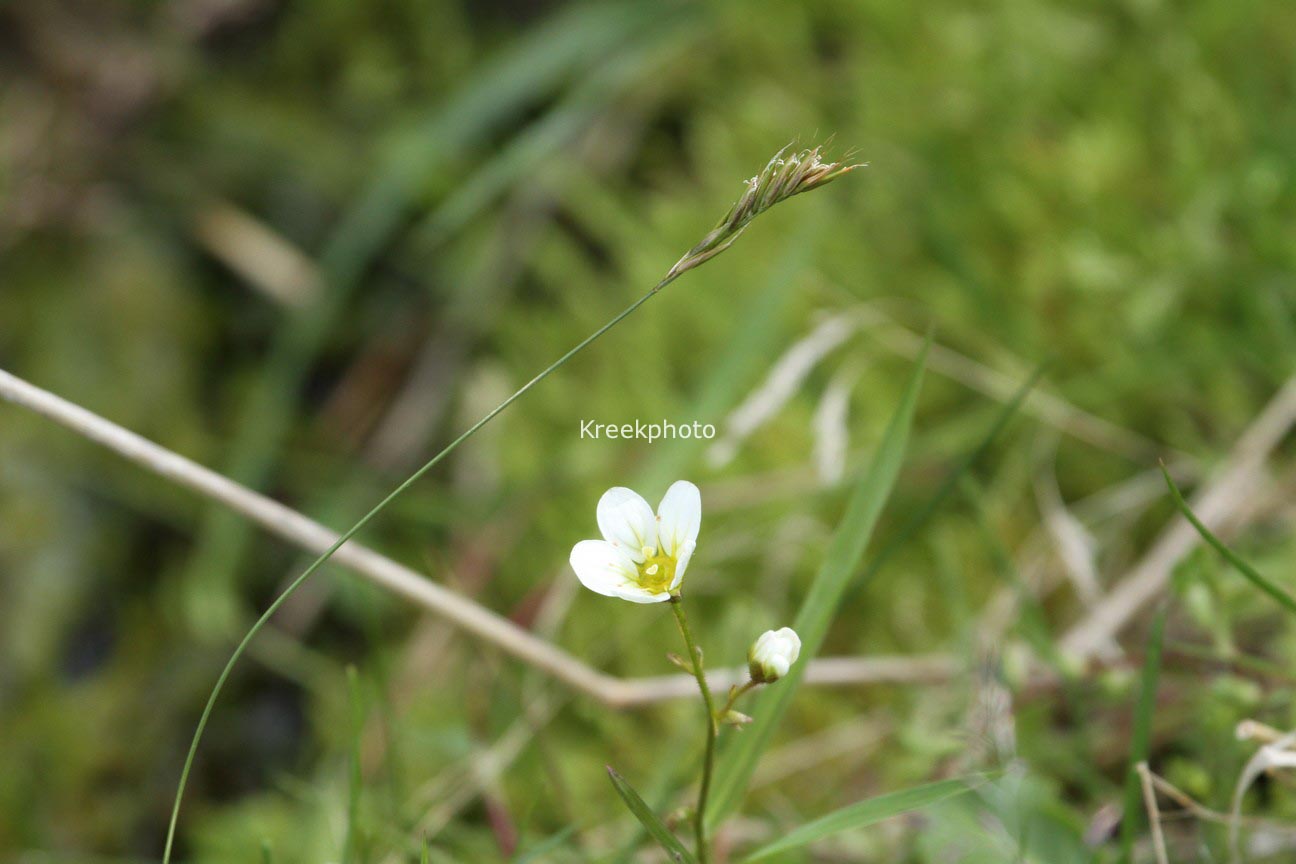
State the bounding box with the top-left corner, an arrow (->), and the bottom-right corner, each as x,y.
1161,463 -> 1296,616
707,337 -> 931,828
740,777 -> 977,862
606,767 -> 697,864
1119,606 -> 1165,861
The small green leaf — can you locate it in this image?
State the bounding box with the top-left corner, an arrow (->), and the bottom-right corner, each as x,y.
1162,463 -> 1296,616
740,777 -> 977,862
606,767 -> 697,864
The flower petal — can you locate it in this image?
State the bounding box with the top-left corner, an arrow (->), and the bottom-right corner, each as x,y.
777,627 -> 802,663
569,540 -> 671,605
656,480 -> 701,559
670,540 -> 695,590
597,487 -> 658,560
570,539 -> 639,597
607,585 -> 672,604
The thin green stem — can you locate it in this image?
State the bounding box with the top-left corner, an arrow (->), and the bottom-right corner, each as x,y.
719,679 -> 758,716
670,597 -> 716,864
162,280 -> 668,863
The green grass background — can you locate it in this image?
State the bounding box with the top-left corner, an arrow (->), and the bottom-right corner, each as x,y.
2,0 -> 1296,861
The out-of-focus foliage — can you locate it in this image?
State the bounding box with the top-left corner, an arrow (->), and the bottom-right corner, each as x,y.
2,0 -> 1296,861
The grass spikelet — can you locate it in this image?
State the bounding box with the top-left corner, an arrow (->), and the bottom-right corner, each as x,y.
662,144 -> 863,284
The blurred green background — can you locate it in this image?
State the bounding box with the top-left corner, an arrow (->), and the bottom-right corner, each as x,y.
3,0 -> 1296,861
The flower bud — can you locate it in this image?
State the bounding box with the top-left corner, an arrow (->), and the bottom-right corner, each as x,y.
747,627 -> 801,683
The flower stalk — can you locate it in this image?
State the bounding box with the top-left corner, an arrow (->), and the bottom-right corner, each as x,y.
719,680 -> 759,718
670,597 -> 718,863
661,605 -> 800,861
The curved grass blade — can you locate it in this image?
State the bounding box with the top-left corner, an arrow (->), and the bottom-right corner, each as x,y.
1161,464 -> 1296,616
740,777 -> 977,862
707,337 -> 931,829
606,767 -> 697,864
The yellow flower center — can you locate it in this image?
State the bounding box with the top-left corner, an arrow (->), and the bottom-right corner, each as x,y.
636,545 -> 677,594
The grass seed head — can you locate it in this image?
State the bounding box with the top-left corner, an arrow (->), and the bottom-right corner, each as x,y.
662,144 -> 863,284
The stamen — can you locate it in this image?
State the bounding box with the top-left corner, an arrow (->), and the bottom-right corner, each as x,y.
635,549 -> 676,594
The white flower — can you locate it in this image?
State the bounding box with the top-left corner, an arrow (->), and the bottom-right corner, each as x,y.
748,627 -> 801,683
569,481 -> 701,604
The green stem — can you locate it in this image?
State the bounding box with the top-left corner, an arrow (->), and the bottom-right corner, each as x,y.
670,598 -> 716,864
163,280 -> 669,863
719,679 -> 758,716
